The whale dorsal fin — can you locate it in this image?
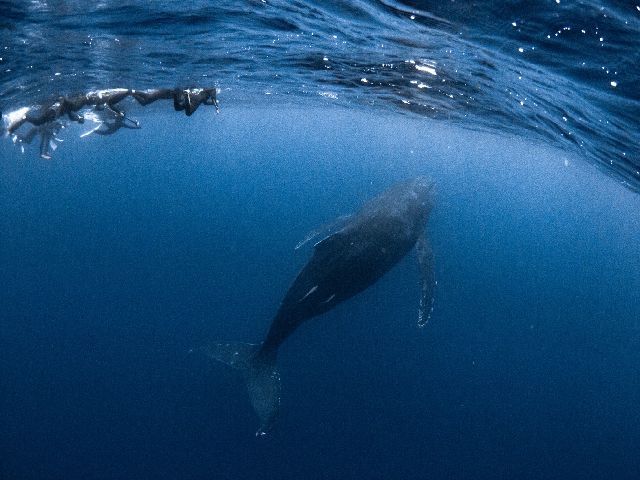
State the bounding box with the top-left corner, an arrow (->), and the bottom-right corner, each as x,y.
416,233 -> 436,327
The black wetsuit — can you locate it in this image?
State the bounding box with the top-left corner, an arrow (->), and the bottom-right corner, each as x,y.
173,88 -> 218,116
131,88 -> 174,106
85,89 -> 131,108
4,86 -> 217,138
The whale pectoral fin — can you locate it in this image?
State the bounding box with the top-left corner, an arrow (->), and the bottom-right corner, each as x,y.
416,233 -> 436,327
295,214 -> 352,251
312,229 -> 351,259
295,228 -> 322,251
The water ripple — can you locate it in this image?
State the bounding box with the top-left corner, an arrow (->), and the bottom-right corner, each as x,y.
0,0 -> 638,190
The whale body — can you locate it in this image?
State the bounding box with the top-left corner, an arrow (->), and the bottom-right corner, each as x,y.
202,177 -> 436,435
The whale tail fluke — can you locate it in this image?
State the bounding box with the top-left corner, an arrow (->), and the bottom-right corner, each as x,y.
200,342 -> 280,436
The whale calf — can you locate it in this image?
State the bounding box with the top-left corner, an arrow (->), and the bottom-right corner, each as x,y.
202,177 -> 436,435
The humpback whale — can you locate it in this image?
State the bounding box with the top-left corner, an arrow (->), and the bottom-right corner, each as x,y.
202,177 -> 436,435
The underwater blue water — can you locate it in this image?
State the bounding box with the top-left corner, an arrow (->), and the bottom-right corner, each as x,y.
2,106 -> 639,480
1,2 -> 640,479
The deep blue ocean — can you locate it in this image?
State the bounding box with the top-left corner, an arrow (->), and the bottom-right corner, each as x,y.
1,2 -> 639,479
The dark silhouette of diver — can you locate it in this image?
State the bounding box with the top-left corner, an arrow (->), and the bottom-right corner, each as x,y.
2,86 -> 218,158
174,87 -> 219,115
5,97 -> 84,134
4,89 -> 132,134
131,87 -> 219,114
3,86 -> 218,134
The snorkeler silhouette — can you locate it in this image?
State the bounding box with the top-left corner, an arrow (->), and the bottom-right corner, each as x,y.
172,87 -> 219,115
2,85 -> 219,158
131,87 -> 219,114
